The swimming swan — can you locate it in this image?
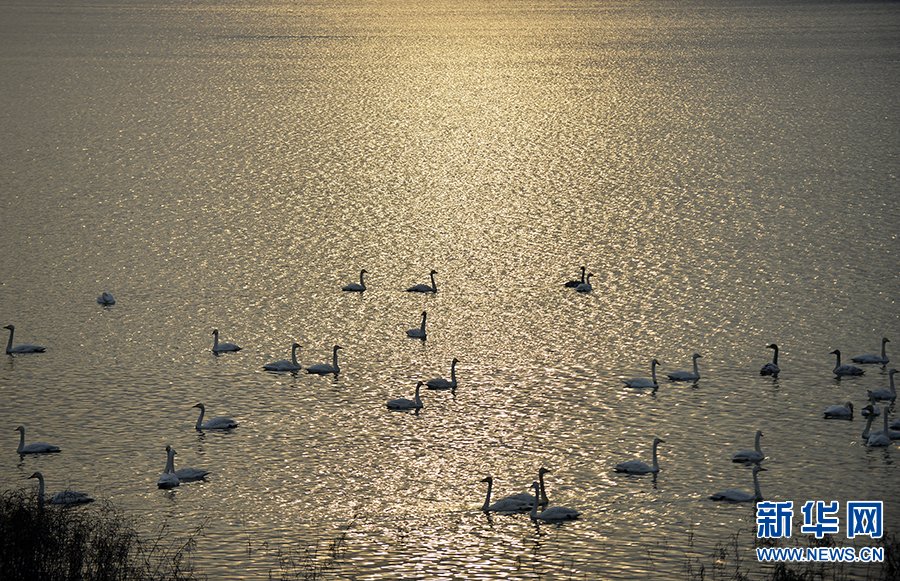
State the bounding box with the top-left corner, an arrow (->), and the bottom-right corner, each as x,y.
426,358 -> 458,389
407,270 -> 437,293
193,403 -> 237,430
166,446 -> 210,481
29,472 -> 93,505
731,430 -> 765,463
575,273 -> 593,293
667,353 -> 702,381
614,437 -> 664,474
867,410 -> 893,447
342,269 -> 367,292
480,476 -> 532,512
496,467 -> 551,508
97,292 -> 116,305
211,329 -> 241,353
306,345 -> 342,375
529,481 -> 580,521
710,466 -> 765,502
760,344 -> 780,376
870,369 -> 897,401
4,325 -> 45,354
407,311 -> 427,339
861,407 -> 900,441
830,350 -> 864,376
823,401 -> 854,419
623,359 -> 661,388
852,337 -> 890,365
263,343 -> 302,371
564,266 -> 586,288
15,426 -> 60,454
157,446 -> 180,489
386,381 -> 424,410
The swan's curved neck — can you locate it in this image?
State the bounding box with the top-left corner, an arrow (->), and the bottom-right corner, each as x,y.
450,361 -> 457,383
212,331 -> 219,348
651,440 -> 661,471
429,272 -> 437,291
17,429 -> 25,452
332,347 -> 340,370
771,347 -> 779,365
834,352 -> 842,368
754,431 -> 763,454
650,361 -> 658,383
420,312 -> 427,332
530,486 -> 541,519
890,371 -> 897,395
538,471 -> 548,505
863,414 -> 875,438
753,471 -> 763,500
33,474 -> 45,502
5,328 -> 13,352
291,345 -> 300,365
882,339 -> 889,359
414,384 -> 422,405
165,449 -> 176,474
195,407 -> 205,430
580,267 -> 585,282
884,410 -> 890,433
481,479 -> 493,511
359,270 -> 366,287
692,357 -> 700,375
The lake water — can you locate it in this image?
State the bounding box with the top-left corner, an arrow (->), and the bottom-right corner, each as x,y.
1,0 -> 898,579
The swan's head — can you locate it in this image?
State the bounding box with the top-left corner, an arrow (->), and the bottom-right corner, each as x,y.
361,269 -> 368,274
767,344 -> 778,350
884,337 -> 891,344
28,472 -> 42,481
753,466 -> 766,474
452,358 -> 459,364
481,476 -> 492,484
192,403 -> 205,410
333,345 -> 342,352
692,353 -> 702,359
14,426 -> 24,433
757,430 -> 764,438
529,481 -> 540,492
291,343 -> 301,349
3,325 -> 13,331
845,402 -> 854,411
653,437 -> 665,445
212,329 -> 219,335
830,349 -> 841,356
891,369 -> 898,376
651,358 -> 660,365
863,405 -> 875,416
430,269 -> 437,274
539,467 -> 551,476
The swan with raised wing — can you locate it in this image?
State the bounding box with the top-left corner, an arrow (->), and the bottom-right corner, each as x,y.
407,311 -> 427,339
263,343 -> 302,371
760,344 -> 780,376
29,472 -> 94,505
386,381 -> 424,410
564,266 -> 586,288
710,466 -> 765,502
193,403 -> 237,430
407,270 -> 437,293
614,437 -> 664,474
426,358 -> 458,389
4,325 -> 45,354
667,353 -> 702,381
623,359 -> 661,388
211,329 -> 241,353
830,350 -> 864,376
97,292 -> 116,305
870,369 -> 897,401
15,426 -> 60,454
852,337 -> 890,365
823,401 -> 854,419
732,430 -> 764,463
306,345 -> 342,375
529,481 -> 580,521
342,269 -> 367,292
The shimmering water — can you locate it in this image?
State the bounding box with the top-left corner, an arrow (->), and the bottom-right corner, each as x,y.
1,0 -> 898,579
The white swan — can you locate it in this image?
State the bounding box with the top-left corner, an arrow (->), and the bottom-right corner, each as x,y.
823,401 -> 854,419
867,409 -> 893,447
760,344 -> 780,376
614,437 -> 664,474
386,381 -> 424,410
263,343 -> 302,371
861,407 -> 900,441
623,359 -> 661,388
406,311 -> 427,339
211,329 -> 241,353
564,266 -> 586,288
166,446 -> 210,481
407,269 -> 437,293
157,446 -> 180,489
667,353 -> 702,381
15,426 -> 60,454
495,467 -> 551,508
870,369 -> 897,401
4,325 -> 45,354
426,358 -> 458,390
710,465 -> 765,502
830,350 -> 864,376
306,345 -> 342,375
731,430 -> 765,463
528,481 -> 580,521
480,476 -> 532,512
575,273 -> 593,293
193,403 -> 237,430
342,269 -> 367,292
852,337 -> 890,365
97,292 -> 116,305
29,472 -> 94,505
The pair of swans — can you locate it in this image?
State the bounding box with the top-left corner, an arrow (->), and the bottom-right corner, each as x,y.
28,472 -> 93,505
623,359 -> 661,388
667,353 -> 702,381
823,401 -> 854,419
407,270 -> 438,293
731,430 -> 765,463
263,343 -> 302,371
386,381 -> 423,410
211,329 -> 241,353
406,311 -> 427,339
852,337 -> 890,365
4,325 -> 45,354
614,437 -> 664,474
306,345 -> 341,375
710,465 -> 765,502
862,407 -> 900,445
870,369 -> 897,401
157,445 -> 209,488
426,358 -> 458,390
15,425 -> 60,454
97,292 -> 116,305
760,344 -> 780,376
193,403 -> 237,430
481,467 -> 550,512
830,350 -> 864,376
342,269 -> 367,292
564,266 -> 593,292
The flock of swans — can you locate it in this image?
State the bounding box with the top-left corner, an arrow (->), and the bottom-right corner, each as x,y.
5,270 -> 896,518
